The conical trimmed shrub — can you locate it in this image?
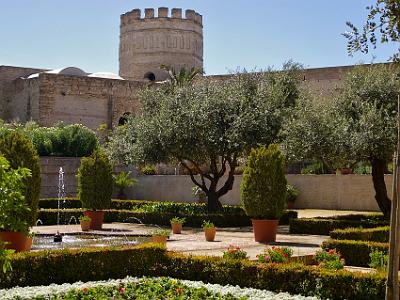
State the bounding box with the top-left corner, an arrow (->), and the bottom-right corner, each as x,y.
78,149 -> 113,210
241,144 -> 287,219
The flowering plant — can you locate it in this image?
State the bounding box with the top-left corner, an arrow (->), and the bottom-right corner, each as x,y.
315,248 -> 344,270
257,246 -> 293,263
222,245 -> 248,260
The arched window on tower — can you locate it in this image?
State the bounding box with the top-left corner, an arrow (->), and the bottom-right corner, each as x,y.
144,72 -> 156,82
118,112 -> 132,126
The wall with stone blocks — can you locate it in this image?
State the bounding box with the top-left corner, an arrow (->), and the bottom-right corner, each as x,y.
39,157 -> 383,211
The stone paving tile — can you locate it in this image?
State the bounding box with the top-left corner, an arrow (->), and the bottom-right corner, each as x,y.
32,223 -> 328,260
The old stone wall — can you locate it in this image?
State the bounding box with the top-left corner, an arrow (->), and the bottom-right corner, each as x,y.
119,7 -> 203,81
0,66 -> 45,121
22,73 -> 143,130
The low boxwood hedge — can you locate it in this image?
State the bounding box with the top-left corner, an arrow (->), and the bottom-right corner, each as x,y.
0,244 -> 386,300
37,209 -> 297,227
39,198 -> 247,214
289,214 -> 388,235
330,226 -> 389,243
322,239 -> 388,267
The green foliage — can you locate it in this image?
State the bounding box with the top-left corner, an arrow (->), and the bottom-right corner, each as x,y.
0,244 -> 387,300
330,226 -> 389,242
322,239 -> 388,267
257,246 -> 293,263
109,66 -> 301,211
152,229 -> 170,237
241,145 -> 287,219
141,165 -> 157,175
352,161 -> 372,174
37,209 -> 297,228
222,245 -> 248,260
161,65 -> 203,89
0,242 -> 14,274
113,171 -> 137,189
344,0 -> 400,61
0,156 -> 32,233
289,214 -> 388,235
300,161 -> 331,174
78,215 -> 91,222
0,130 -> 41,226
315,249 -> 344,270
46,277 -> 238,300
18,122 -> 98,157
369,249 -> 388,271
202,220 -> 215,228
170,216 -> 186,224
78,150 -> 113,210
286,184 -> 299,203
283,65 -> 400,217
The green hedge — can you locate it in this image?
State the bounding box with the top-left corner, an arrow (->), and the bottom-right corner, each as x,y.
322,239 -> 388,267
289,214 -> 388,235
0,244 -> 386,300
37,209 -> 298,227
39,198 -> 245,213
330,226 -> 389,243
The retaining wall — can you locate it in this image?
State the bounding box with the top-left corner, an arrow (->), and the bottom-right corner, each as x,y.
40,157 -> 385,211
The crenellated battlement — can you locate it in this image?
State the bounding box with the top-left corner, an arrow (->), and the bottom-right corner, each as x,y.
121,7 -> 202,26
119,7 -> 203,81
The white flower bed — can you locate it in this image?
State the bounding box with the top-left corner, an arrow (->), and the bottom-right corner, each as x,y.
0,276 -> 318,300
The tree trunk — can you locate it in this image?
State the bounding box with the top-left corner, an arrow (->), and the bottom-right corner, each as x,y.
207,190 -> 223,212
371,157 -> 391,218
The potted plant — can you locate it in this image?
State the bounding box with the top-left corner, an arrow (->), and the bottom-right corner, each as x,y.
202,220 -> 216,242
286,184 -> 299,209
79,215 -> 91,231
23,231 -> 35,252
78,150 -> 113,230
151,229 -> 170,244
113,171 -> 137,200
170,217 -> 186,234
241,145 -> 287,243
0,156 -> 32,252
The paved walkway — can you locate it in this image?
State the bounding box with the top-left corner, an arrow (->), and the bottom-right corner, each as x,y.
31,210 -> 375,260
32,223 -> 326,260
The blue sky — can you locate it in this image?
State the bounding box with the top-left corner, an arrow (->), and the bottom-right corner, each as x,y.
0,1 -> 397,75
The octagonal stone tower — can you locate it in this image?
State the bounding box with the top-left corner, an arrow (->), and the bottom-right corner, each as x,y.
119,7 -> 203,82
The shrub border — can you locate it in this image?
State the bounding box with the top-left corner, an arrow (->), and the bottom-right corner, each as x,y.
0,244 -> 386,300
37,209 -> 297,227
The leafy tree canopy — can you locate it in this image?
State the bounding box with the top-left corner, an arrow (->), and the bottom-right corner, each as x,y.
108,65 -> 301,211
284,64 -> 400,217
344,0 -> 400,60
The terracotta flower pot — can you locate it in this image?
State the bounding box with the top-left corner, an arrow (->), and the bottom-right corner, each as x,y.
84,211 -> 105,230
23,237 -> 33,252
204,227 -> 216,242
0,231 -> 29,252
340,168 -> 352,175
80,220 -> 91,231
251,219 -> 279,243
152,235 -> 167,244
287,201 -> 295,209
171,223 -> 183,234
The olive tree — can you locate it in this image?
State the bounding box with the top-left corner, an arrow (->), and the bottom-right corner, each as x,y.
108,69 -> 300,212
284,65 -> 399,218
344,0 -> 400,61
